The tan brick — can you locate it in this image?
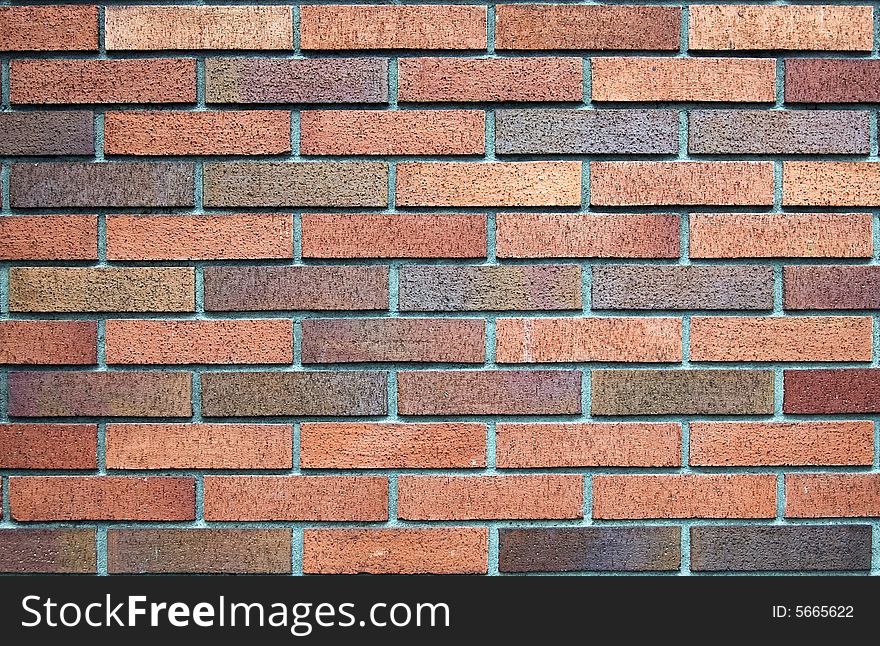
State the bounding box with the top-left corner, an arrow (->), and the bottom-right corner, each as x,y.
784,162 -> 880,206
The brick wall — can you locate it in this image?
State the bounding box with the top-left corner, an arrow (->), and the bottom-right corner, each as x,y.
0,2 -> 878,575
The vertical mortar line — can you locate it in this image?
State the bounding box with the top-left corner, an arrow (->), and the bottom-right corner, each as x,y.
196,60 -> 206,109
97,526 -> 108,575
389,58 -> 399,109
774,58 -> 784,110
485,111 -> 495,161
871,112 -> 878,159
98,6 -> 106,58
293,212 -> 302,263
1,60 -> 9,111
679,5 -> 688,56
582,58 -> 591,108
487,3 -> 495,56
293,4 -> 301,56
291,111 -> 301,159
292,527 -> 304,576
95,113 -> 105,162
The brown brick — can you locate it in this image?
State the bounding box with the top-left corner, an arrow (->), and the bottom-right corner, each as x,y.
785,59 -> 880,103
0,111 -> 94,155
0,321 -> 96,365
787,474 -> 880,518
784,162 -> 880,206
0,215 -> 97,261
0,6 -> 97,51
0,530 -> 96,573
784,369 -> 880,414
0,424 -> 97,469
203,476 -> 388,521
785,266 -> 880,310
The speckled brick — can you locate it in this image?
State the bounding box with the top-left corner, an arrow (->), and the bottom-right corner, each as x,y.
0,6 -> 97,51
784,162 -> 880,206
302,318 -> 485,363
0,216 -> 97,261
496,109 -> 677,155
784,369 -> 880,414
0,530 -> 95,573
592,265 -> 774,310
200,371 -> 387,417
399,265 -> 582,311
0,111 -> 94,155
203,266 -> 388,311
203,476 -> 388,521
398,475 -> 583,520
499,527 -> 681,573
496,213 -> 680,259
785,59 -> 880,103
108,529 -> 292,574
7,371 -> 192,418
691,526 -> 872,572
9,162 -> 195,208
397,370 -> 581,415
689,110 -> 870,155
0,424 -> 97,469
300,423 -> 486,469
206,58 -> 387,103
591,369 -> 775,416
786,474 -> 880,518
785,266 -> 880,309
0,321 -> 97,365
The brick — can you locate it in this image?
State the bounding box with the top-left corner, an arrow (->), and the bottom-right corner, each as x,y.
397,162 -> 581,207
398,57 -> 582,102
496,5 -> 680,51
10,476 -> 195,521
301,423 -> 486,469
105,111 -> 291,156
690,6 -> 873,52
106,424 -> 292,470
785,266 -> 880,309
204,162 -> 387,207
496,213 -> 679,259
496,317 -> 681,363
105,6 -> 292,51
496,109 -> 678,155
206,58 -> 387,103
691,526 -> 872,572
108,529 -> 292,574
0,424 -> 97,469
592,265 -> 774,310
786,59 -> 880,103
203,266 -> 388,311
301,318 -> 485,363
300,110 -> 484,155
301,5 -> 486,50
0,6 -> 97,51
0,321 -> 97,365
496,422 -> 681,468
593,474 -> 776,519
7,372 -> 192,418
11,59 -> 196,104
201,371 -> 387,417
9,162 -> 195,208
0,216 -> 97,261
591,162 -> 774,206
203,476 -> 388,521
784,162 -> 880,206
691,213 -> 873,258
107,214 -> 292,261
0,530 -> 96,574
689,110 -> 870,155
591,369 -> 775,416
0,111 -> 94,155
105,319 -> 293,365
304,528 -> 488,574
690,421 -> 874,467
500,527 -> 681,573
690,316 -> 873,362
398,475 -> 583,520
592,57 -> 775,102
784,369 -> 880,414
786,474 -> 880,518
9,267 -> 195,313
302,213 -> 486,259
397,370 -> 581,415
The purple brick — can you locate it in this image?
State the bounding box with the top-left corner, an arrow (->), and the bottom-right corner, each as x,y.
0,111 -> 94,155
785,266 -> 880,309
0,529 -> 96,573
786,59 -> 880,103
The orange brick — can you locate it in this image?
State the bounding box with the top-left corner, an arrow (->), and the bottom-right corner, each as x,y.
203,476 -> 388,521
0,215 -> 97,261
496,423 -> 681,468
398,57 -> 582,102
397,475 -> 583,520
593,475 -> 777,519
495,317 -> 681,363
104,111 -> 290,156
690,6 -> 873,52
303,528 -> 488,574
105,319 -> 293,365
690,316 -> 872,362
591,162 -> 774,206
786,474 -> 880,517
300,423 -> 486,469
0,424 -> 97,470
591,57 -> 776,102
105,6 -> 292,50
397,162 -> 581,207
0,6 -> 97,51
301,213 -> 486,258
784,162 -> 880,206
0,321 -> 96,365
690,421 -> 874,467
300,5 -> 486,50
690,213 -> 873,258
106,424 -> 292,469
300,110 -> 483,155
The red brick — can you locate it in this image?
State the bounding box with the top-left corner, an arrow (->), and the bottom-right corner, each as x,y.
398,475 -> 583,520
784,369 -> 880,414
0,321 -> 96,365
785,266 -> 880,310
0,216 -> 97,261
785,59 -> 880,103
0,424 -> 97,469
0,6 -> 97,51
786,474 -> 880,518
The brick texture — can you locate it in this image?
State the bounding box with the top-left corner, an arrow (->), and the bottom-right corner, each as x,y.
786,474 -> 880,518
0,6 -> 98,52
0,424 -> 97,469
785,266 -> 880,309
0,111 -> 94,155
0,321 -> 97,365
785,59 -> 880,103
0,529 -> 96,573
0,216 -> 97,261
